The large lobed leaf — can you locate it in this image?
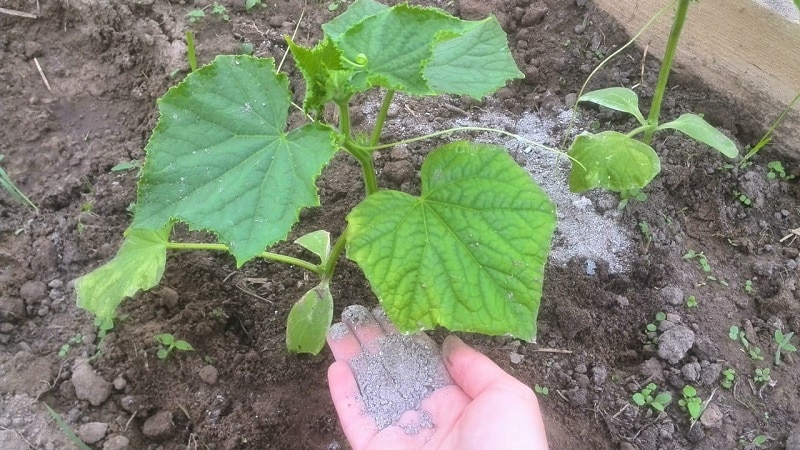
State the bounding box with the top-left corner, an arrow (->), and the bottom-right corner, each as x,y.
346,142 -> 556,341
75,226 -> 170,328
132,55 -> 339,265
294,0 -> 522,102
568,131 -> 661,193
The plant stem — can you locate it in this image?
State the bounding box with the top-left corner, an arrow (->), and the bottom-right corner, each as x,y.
370,89 -> 395,146
337,98 -> 379,195
321,232 -> 347,280
186,31 -> 198,72
643,0 -> 690,145
740,89 -> 800,165
627,125 -> 650,139
165,242 -> 322,274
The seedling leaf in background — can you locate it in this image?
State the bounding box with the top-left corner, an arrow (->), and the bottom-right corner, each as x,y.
658,113 -> 738,158
286,282 -> 334,354
0,155 -> 37,210
75,226 -> 170,327
579,87 -> 646,125
568,131 -> 661,193
132,55 -> 338,265
346,142 -> 555,341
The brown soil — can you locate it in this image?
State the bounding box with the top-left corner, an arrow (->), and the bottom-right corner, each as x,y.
1,0 -> 799,449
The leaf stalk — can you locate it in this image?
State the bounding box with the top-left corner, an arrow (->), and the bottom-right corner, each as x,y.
165,242 -> 322,274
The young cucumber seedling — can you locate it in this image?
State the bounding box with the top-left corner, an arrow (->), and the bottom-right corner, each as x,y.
568,0 -> 737,202
75,0 -> 562,355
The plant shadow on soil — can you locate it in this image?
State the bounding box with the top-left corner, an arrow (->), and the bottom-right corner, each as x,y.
1,0 -> 799,449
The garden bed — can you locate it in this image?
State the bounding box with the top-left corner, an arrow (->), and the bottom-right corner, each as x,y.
1,0 -> 798,449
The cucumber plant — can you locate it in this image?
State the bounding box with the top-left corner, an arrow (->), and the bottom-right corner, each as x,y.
568,0 -> 738,199
75,0 -> 564,354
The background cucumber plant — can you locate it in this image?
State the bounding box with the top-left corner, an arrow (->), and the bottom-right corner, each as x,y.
75,0 -> 558,354
567,0 -> 738,202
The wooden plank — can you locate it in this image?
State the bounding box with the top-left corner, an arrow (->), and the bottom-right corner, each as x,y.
591,0 -> 800,156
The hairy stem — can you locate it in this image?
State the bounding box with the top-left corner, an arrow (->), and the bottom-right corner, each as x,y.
322,232 -> 348,280
370,89 -> 395,146
165,242 -> 322,274
643,0 -> 690,145
185,31 -> 198,72
337,99 -> 379,195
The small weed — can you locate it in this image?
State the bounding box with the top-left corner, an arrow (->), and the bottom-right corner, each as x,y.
677,385 -> 703,421
753,367 -> 771,385
245,0 -> 264,11
110,160 -> 142,173
58,333 -> 83,358
188,3 -> 229,23
686,295 -> 698,308
638,221 -> 652,248
720,368 -> 736,389
773,329 -> 797,366
211,3 -> 229,20
154,333 -> 194,359
739,434 -> 768,450
766,161 -> 794,180
534,384 -> 550,396
326,0 -> 351,11
744,279 -> 754,294
683,250 -> 711,273
187,9 -> 205,23
729,326 -> 764,361
646,311 -> 667,333
733,190 -> 752,206
0,155 -> 37,210
618,188 -> 647,210
632,382 -> 672,412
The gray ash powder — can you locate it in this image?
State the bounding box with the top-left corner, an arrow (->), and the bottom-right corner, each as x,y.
348,333 -> 453,431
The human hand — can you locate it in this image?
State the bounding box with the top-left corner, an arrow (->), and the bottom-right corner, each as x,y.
327,305 -> 549,450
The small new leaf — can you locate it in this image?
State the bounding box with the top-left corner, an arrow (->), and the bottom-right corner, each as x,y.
658,113 -> 738,158
294,230 -> 332,265
579,87 -> 646,125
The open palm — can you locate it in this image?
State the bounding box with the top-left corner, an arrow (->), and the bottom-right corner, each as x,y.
327,306 -> 549,450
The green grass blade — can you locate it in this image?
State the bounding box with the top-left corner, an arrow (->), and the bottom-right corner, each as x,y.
0,156 -> 37,210
43,403 -> 92,450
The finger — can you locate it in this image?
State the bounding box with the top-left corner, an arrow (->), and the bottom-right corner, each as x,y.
441,335 -> 525,398
342,305 -> 386,353
328,361 -> 379,450
327,322 -> 363,362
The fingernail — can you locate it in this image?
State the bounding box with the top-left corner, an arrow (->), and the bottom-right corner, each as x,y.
341,304 -> 372,327
441,335 -> 463,364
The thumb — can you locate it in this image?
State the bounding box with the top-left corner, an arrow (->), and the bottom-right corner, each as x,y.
441,335 -> 522,399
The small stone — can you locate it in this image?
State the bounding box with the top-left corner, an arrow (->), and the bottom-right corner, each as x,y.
567,387 -> 587,406
639,357 -> 663,379
574,364 -> 587,374
619,443 -> 638,450
700,403 -> 723,429
574,373 -> 590,387
660,286 -> 684,306
72,359 -> 112,406
113,375 -> 127,391
19,281 -> 48,303
700,363 -> 723,386
520,6 -> 547,26
382,160 -> 414,184
681,362 -> 701,382
102,434 -> 130,450
142,410 -> 175,440
156,287 -> 179,309
0,296 -> 26,319
77,422 -> 108,444
120,395 -> 147,413
0,323 -> 15,333
509,352 -> 524,364
48,279 -> 64,289
686,423 -> 706,443
657,326 -> 695,365
592,366 -> 608,385
389,147 -> 410,161
199,365 -> 219,385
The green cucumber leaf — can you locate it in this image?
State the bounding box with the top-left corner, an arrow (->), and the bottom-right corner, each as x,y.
286,282 -> 334,354
346,141 -> 555,341
75,226 -> 171,328
331,3 -> 521,98
322,0 -> 389,40
658,113 -> 738,158
425,17 -> 524,98
294,230 -> 331,265
568,131 -> 661,192
131,55 -> 338,266
579,87 -> 646,125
